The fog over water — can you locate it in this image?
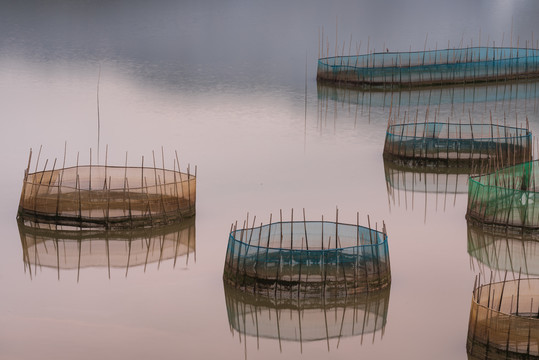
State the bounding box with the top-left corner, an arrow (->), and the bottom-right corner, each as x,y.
1,1 -> 539,359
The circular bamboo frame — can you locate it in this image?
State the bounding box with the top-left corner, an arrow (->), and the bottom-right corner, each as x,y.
18,163 -> 196,229
222,217 -> 391,296
467,278 -> 539,359
317,47 -> 539,90
383,122 -> 531,167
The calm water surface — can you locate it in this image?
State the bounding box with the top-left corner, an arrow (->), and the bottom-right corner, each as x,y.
2,1 -> 539,359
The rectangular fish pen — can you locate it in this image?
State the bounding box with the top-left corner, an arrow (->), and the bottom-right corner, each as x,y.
317,47 -> 539,89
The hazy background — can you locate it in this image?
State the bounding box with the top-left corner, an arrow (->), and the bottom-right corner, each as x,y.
1,1 -> 539,359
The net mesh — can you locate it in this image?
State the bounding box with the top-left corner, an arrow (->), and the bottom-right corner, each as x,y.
317,47 -> 539,89
466,161 -> 539,231
467,221 -> 539,277
18,164 -> 196,228
18,217 -> 195,279
222,220 -> 391,296
467,278 -> 539,359
383,122 -> 531,166
224,282 -> 389,344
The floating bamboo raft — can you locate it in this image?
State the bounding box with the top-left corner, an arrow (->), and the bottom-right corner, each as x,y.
317,47 -> 539,89
222,210 -> 391,296
467,277 -> 539,359
17,147 -> 196,229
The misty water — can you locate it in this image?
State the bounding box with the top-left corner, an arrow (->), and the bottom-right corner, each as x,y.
2,1 -> 539,359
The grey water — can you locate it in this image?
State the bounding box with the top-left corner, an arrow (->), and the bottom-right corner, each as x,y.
1,1 -> 539,359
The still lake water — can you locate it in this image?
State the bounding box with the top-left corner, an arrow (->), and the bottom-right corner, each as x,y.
2,1 -> 539,359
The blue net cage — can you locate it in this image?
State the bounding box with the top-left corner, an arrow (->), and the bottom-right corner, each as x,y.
383,121 -> 532,167
223,219 -> 391,296
317,47 -> 539,89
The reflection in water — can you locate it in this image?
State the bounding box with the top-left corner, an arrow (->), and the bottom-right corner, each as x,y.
317,81 -> 539,115
18,217 -> 195,280
467,220 -> 539,278
384,158 -> 471,221
224,283 -> 390,356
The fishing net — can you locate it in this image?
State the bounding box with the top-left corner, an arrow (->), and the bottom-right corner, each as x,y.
466,161 -> 539,231
317,47 -> 539,89
222,219 -> 391,296
224,282 -> 389,345
467,220 -> 539,277
18,217 -> 196,279
467,278 -> 539,359
18,163 -> 196,229
383,121 -> 531,167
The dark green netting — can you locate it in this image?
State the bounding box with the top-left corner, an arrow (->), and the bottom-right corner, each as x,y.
223,220 -> 390,296
466,161 -> 539,231
317,47 -> 539,89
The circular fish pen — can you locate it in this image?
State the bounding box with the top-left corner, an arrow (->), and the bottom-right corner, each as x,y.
383,120 -> 531,167
224,281 -> 390,348
222,212 -> 391,296
18,217 -> 196,280
467,220 -> 539,277
317,47 -> 539,90
467,160 -> 539,233
467,278 -> 539,359
17,148 -> 196,229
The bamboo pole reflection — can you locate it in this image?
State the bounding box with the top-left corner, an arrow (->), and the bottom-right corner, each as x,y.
223,282 -> 390,357
18,217 -> 195,281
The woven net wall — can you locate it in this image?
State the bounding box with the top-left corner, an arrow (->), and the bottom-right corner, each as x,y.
224,282 -> 389,345
18,164 -> 196,228
18,217 -> 195,279
467,278 -> 539,359
317,47 -> 539,89
383,122 -> 531,166
467,221 -> 539,277
466,161 -> 539,231
222,220 -> 391,296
